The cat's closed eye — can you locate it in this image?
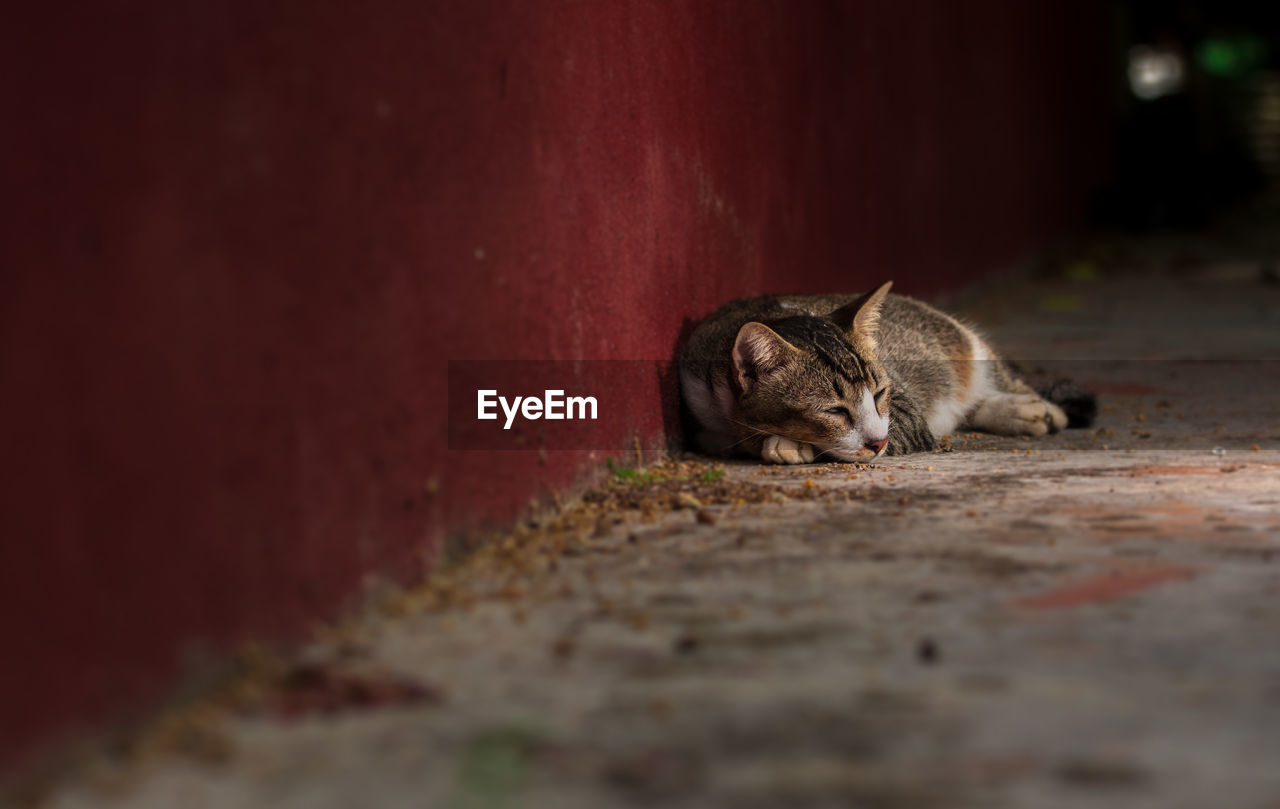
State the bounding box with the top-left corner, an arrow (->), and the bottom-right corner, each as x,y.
823,406 -> 852,422
873,385 -> 889,403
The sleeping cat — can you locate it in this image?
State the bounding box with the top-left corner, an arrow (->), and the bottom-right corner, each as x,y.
679,282 -> 1094,463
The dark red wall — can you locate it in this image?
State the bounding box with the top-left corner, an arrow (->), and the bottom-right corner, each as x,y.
0,0 -> 1107,772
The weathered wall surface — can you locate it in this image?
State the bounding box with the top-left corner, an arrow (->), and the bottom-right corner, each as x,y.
0,0 -> 1107,771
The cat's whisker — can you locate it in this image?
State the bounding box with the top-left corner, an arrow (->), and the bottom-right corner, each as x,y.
723,432 -> 767,450
813,444 -> 864,463
722,417 -> 775,448
723,416 -> 766,433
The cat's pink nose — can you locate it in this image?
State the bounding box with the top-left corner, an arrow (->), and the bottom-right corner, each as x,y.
864,438 -> 888,454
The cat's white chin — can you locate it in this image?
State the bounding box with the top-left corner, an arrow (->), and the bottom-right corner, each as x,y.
823,444 -> 883,462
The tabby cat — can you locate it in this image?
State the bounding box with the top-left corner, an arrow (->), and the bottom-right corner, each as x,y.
679,282 -> 1093,463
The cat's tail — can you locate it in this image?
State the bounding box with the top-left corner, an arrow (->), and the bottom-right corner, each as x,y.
1036,378 -> 1097,429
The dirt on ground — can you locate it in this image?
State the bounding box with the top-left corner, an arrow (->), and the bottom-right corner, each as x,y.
20,234 -> 1280,809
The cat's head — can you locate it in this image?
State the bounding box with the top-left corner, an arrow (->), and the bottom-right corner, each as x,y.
731,282 -> 893,461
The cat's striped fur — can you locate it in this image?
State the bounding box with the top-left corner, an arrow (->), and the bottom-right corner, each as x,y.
679,282 -> 1092,463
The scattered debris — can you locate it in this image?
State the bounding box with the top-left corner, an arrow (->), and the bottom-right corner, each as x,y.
674,635 -> 700,654
675,492 -> 703,509
1056,758 -> 1148,786
917,638 -> 939,664
258,663 -> 443,719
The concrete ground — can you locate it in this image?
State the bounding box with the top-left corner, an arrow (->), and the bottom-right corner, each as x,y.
31,232 -> 1280,809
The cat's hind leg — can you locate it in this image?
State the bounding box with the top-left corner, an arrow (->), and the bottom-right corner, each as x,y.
967,391 -> 1067,436
966,352 -> 1068,436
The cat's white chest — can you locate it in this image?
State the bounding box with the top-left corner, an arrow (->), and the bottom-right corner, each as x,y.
926,329 -> 993,437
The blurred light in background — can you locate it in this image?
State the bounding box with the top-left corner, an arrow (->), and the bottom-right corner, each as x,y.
1197,35 -> 1268,79
1128,45 -> 1185,100
1253,72 -> 1280,196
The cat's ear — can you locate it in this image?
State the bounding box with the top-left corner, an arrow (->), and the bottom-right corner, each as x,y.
830,281 -> 893,346
732,322 -> 799,391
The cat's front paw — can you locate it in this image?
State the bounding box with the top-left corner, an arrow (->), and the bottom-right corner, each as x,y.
762,436 -> 816,464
